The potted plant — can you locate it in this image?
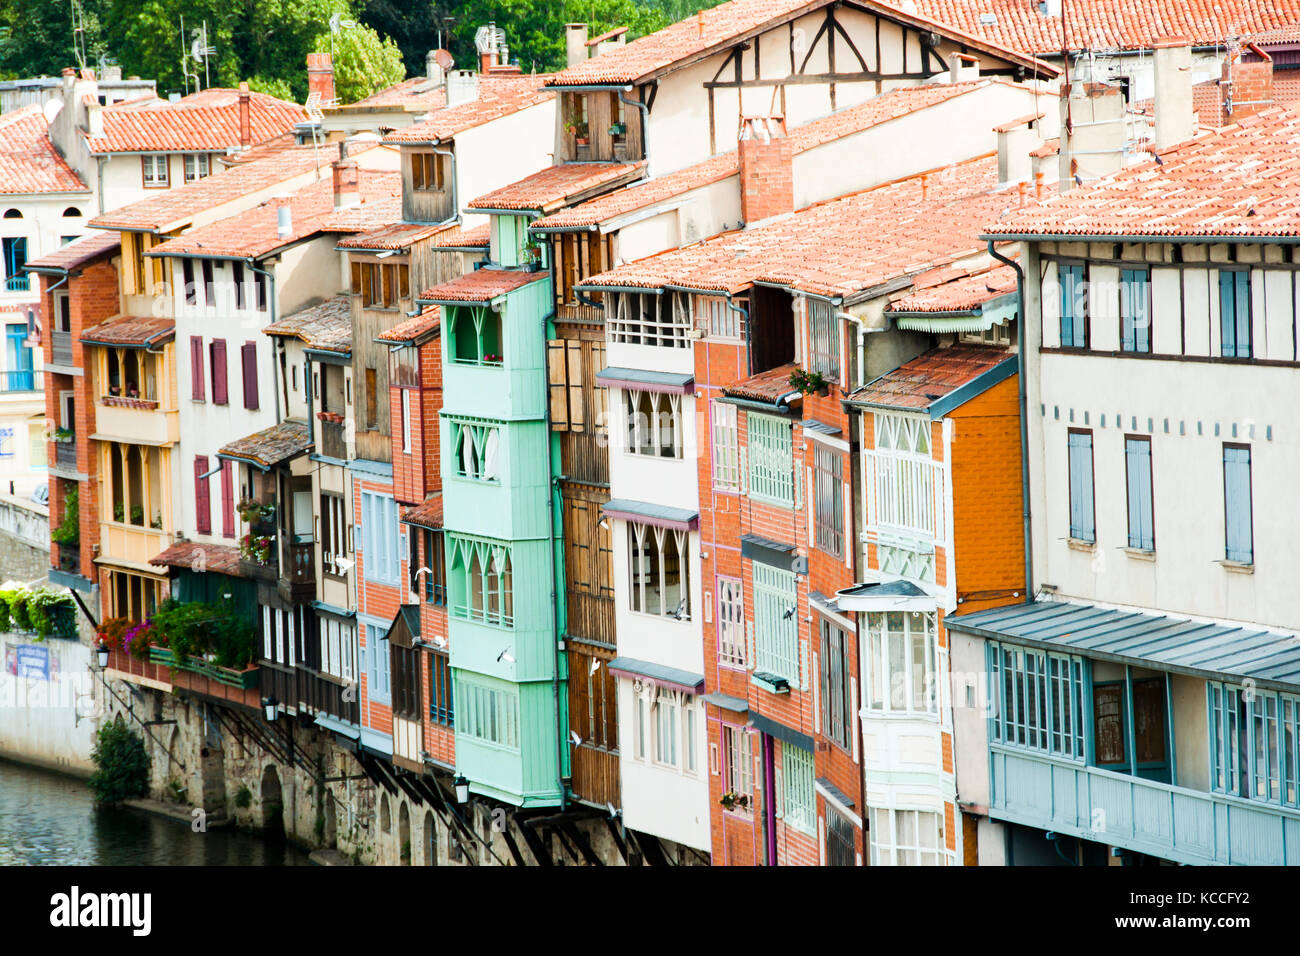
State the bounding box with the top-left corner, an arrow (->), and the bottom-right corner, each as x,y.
53,426 -> 74,443
719,790 -> 750,812
788,367 -> 830,397
608,121 -> 626,136
574,121 -> 589,147
50,486 -> 79,548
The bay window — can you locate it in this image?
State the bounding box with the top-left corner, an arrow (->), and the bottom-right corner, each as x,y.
448,535 -> 513,628
869,808 -> 947,866
986,640 -> 1085,759
864,611 -> 938,716
1209,682 -> 1300,808
627,521 -> 689,620
624,388 -> 682,458
450,418 -> 502,481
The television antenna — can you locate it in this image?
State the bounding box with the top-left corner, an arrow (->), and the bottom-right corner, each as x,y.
304,90 -> 325,181
189,21 -> 216,90
70,0 -> 87,71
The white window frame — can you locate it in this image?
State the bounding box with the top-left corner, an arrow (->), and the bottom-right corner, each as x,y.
779,743 -> 816,836
184,153 -> 211,182
636,684 -> 698,776
624,388 -> 682,459
142,153 -> 169,187
864,610 -> 938,715
868,807 -> 948,866
699,294 -> 744,340
716,575 -> 746,667
400,388 -> 412,454
361,490 -> 400,586
711,400 -> 740,490
723,724 -> 754,805
607,291 -> 690,348
627,521 -> 690,621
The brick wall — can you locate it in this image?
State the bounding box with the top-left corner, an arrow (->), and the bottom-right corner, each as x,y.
737,116 -> 794,225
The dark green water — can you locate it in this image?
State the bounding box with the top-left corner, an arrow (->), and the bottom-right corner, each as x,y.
0,758 -> 313,866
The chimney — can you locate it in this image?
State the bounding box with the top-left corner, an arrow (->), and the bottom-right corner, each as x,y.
1152,38 -> 1194,151
426,49 -> 446,83
86,99 -> 103,138
566,23 -> 589,68
737,116 -> 793,225
238,82 -> 251,149
275,196 -> 293,239
949,52 -> 979,83
332,143 -> 360,210
1058,80 -> 1125,192
995,115 -> 1039,186
446,70 -> 479,107
307,52 -> 335,104
476,21 -> 507,73
1221,44 -> 1273,125
61,67 -> 76,95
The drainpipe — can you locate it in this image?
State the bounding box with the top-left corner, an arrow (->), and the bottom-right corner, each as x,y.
726,293 -> 750,375
620,87 -> 649,164
987,240 -> 1032,604
245,258 -> 281,425
96,156 -> 106,216
836,305 -> 868,390
431,145 -> 458,218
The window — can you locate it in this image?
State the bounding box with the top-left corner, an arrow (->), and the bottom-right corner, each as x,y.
4,323 -> 32,389
184,153 -> 211,182
723,725 -> 753,806
53,292 -> 71,333
1209,683 -> 1300,808
411,151 -> 444,191
415,528 -> 447,604
361,491 -> 400,586
448,535 -> 513,627
63,206 -> 82,218
872,413 -> 934,536
194,456 -> 211,534
826,805 -> 855,866
391,342 -> 419,388
653,688 -> 679,768
607,291 -> 690,348
868,808 -> 946,866
627,522 -> 689,620
209,339 -> 228,405
352,261 -> 409,310
450,419 -> 502,481
320,493 -> 349,576
429,652 -> 454,725
748,413 -> 794,506
780,743 -> 815,835
1119,267 -> 1150,353
960,321 -> 1011,346
183,259 -> 197,305
807,299 -> 839,381
447,305 -> 502,366
141,154 -> 168,187
987,641 -> 1085,759
2,236 -> 27,292
366,623 -> 391,704
711,402 -> 740,491
716,576 -> 745,667
819,619 -> 852,751
202,259 -> 215,307
814,445 -> 843,557
1058,262 -> 1087,348
220,460 -> 234,538
864,611 -> 938,715
1219,269 -> 1252,358
548,338 -> 598,432
400,389 -> 412,453
364,367 -> 378,429
458,678 -> 519,749
1125,436 -> 1154,550
699,294 -> 744,340
752,563 -> 798,685
241,342 -> 259,410
624,388 -> 682,458
1223,444 -> 1253,564
392,642 -> 421,718
1067,429 -> 1094,543
232,261 -> 245,311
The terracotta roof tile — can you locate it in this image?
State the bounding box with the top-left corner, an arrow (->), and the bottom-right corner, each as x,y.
377,305 -> 440,342
417,268 -> 545,302
339,76 -> 448,112
848,345 -> 1014,412
26,231 -> 119,272
218,419 -> 311,469
86,88 -> 306,154
987,105 -> 1300,238
723,362 -> 801,403
911,0 -> 1300,55
548,0 -> 1053,86
0,105 -> 88,194
80,315 -> 174,348
151,540 -> 243,576
383,75 -> 554,143
888,264 -> 1018,312
402,493 -> 444,530
430,222 -> 490,248
336,220 -> 453,250
1029,137 -> 1059,158
466,162 -> 645,212
264,295 -> 353,352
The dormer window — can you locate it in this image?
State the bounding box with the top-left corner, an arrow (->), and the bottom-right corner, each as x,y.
141,154 -> 169,188
411,152 -> 445,192
184,154 -> 211,183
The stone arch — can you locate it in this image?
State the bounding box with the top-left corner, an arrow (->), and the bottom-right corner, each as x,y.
260,765 -> 284,837
424,810 -> 438,866
398,801 -> 411,866
164,724 -> 183,793
324,794 -> 338,848
197,705 -> 225,814
379,792 -> 391,834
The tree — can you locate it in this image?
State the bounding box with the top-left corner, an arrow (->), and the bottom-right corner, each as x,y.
88,715 -> 150,808
314,21 -> 405,104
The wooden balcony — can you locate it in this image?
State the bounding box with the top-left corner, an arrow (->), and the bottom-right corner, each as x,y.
570,743 -> 620,809
279,541 -> 315,602
51,330 -> 74,366
319,419 -> 346,460
54,441 -> 77,471
104,645 -> 172,692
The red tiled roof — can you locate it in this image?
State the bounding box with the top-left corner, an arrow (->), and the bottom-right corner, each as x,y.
911,0 -> 1300,55
339,76 -> 448,112
723,362 -> 801,403
467,162 -> 645,212
417,268 -> 545,302
547,0 -> 1054,86
218,419 -> 312,469
849,345 -> 1014,412
86,88 -> 306,154
888,264 -> 1018,312
987,105 -> 1300,238
382,74 -> 554,143
430,222 -> 490,248
585,157 -> 1016,298
402,493 -> 444,530
264,295 -> 352,352
147,170 -> 401,259
26,231 -> 119,272
337,220 -> 454,250
0,105 -> 88,194
1245,24 -> 1300,45
378,305 -> 440,342
151,540 -> 244,576
80,315 -> 174,348
1029,137 -> 1059,158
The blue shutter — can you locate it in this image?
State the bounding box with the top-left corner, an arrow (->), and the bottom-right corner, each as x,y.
1235,271 -> 1252,358
1121,269 -> 1149,353
1223,446 -> 1253,562
1125,438 -> 1154,550
1059,265 -> 1075,347
1219,271 -> 1236,356
1067,432 -> 1094,542
1220,270 -> 1252,358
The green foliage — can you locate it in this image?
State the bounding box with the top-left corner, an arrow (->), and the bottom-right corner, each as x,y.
313,20 -> 404,103
25,587 -> 77,638
788,366 -> 829,396
245,75 -> 294,101
88,715 -> 150,807
1,589 -> 31,631
50,486 -> 79,547
150,598 -> 256,669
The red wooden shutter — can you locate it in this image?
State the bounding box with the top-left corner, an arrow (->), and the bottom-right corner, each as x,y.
190,336 -> 205,400
220,460 -> 234,539
211,339 -> 228,405
241,342 -> 259,410
194,456 -> 211,534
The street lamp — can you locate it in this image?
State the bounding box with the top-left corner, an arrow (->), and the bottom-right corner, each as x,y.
95,643 -> 110,669
262,696 -> 279,722
454,774 -> 469,804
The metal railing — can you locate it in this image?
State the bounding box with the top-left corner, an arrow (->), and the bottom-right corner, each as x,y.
51,330 -> 73,366
1,369 -> 40,392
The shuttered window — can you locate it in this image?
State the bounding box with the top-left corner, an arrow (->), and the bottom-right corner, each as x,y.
819,618 -> 852,751
1223,444 -> 1253,563
1119,268 -> 1150,353
190,336 -> 205,400
1067,429 -> 1094,542
814,445 -> 843,557
716,576 -> 745,667
1125,436 -> 1154,550
220,459 -> 234,539
547,340 -> 587,432
241,342 -> 259,410
210,339 -> 228,405
1219,269 -> 1252,358
1059,262 -> 1087,348
711,401 -> 740,491
194,456 -> 211,534
365,367 -> 378,429
362,491 -> 400,586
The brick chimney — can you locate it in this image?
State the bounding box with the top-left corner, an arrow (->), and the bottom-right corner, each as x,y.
238,82 -> 251,149
738,116 -> 793,225
1153,37 -> 1194,151
307,52 -> 335,103
566,23 -> 589,68
332,142 -> 360,210
1221,44 -> 1273,124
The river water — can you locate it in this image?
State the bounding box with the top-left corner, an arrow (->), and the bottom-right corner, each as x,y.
0,758 -> 313,865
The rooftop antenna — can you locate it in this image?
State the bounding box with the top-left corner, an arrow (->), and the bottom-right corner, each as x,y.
70,0 -> 87,71
190,21 -> 216,89
304,90 -> 324,181
179,15 -> 200,94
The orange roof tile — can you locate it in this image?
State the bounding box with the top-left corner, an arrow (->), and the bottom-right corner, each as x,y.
548,0 -> 1054,86
987,105 -> 1300,238
264,295 -> 352,353
26,231 -> 119,273
0,105 -> 88,194
86,88 -> 306,154
467,162 -> 645,212
151,540 -> 244,576
848,345 -> 1015,412
336,220 -> 452,250
430,222 -> 490,248
402,493 -> 444,530
1029,137 -> 1059,158
888,264 -> 1018,312
723,362 -> 801,403
339,76 -> 448,112
382,74 -> 554,143
81,315 -> 175,348
378,305 -> 440,342
911,0 -> 1300,55
148,171 -> 401,259
417,268 -> 546,302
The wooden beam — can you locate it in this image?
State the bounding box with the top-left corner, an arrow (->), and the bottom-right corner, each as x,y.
705,70 -> 929,89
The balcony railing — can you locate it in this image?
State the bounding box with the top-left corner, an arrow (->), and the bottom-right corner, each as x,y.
51,330 -> 73,366
319,419 -> 346,460
55,442 -> 77,470
990,745 -> 1300,866
286,541 -> 314,583
56,542 -> 79,574
4,275 -> 29,293
1,370 -> 40,392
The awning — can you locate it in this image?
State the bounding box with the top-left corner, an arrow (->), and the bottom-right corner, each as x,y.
386,606 -> 421,648
945,599 -> 1300,693
748,710 -> 814,752
608,656 -> 704,695
218,419 -> 311,470
602,498 -> 698,531
815,776 -> 857,812
835,579 -> 936,612
595,366 -> 694,394
740,533 -> 797,571
701,692 -> 749,714
312,599 -> 356,620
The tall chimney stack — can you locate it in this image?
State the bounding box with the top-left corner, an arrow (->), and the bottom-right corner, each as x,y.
566,23 -> 589,68
238,82 -> 251,149
1153,38 -> 1194,151
1058,79 -> 1125,192
307,52 -> 335,104
1222,43 -> 1273,125
332,142 -> 360,210
737,116 -> 793,225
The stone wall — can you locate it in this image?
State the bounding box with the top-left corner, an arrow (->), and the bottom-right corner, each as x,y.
0,494 -> 49,584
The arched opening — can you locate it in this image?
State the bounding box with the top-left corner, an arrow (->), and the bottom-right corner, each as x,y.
62,206 -> 82,218
3,208 -> 21,219
398,802 -> 411,866
379,793 -> 391,834
324,795 -> 338,848
260,765 -> 284,838
197,706 -> 225,814
164,725 -> 183,794
423,810 -> 437,866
